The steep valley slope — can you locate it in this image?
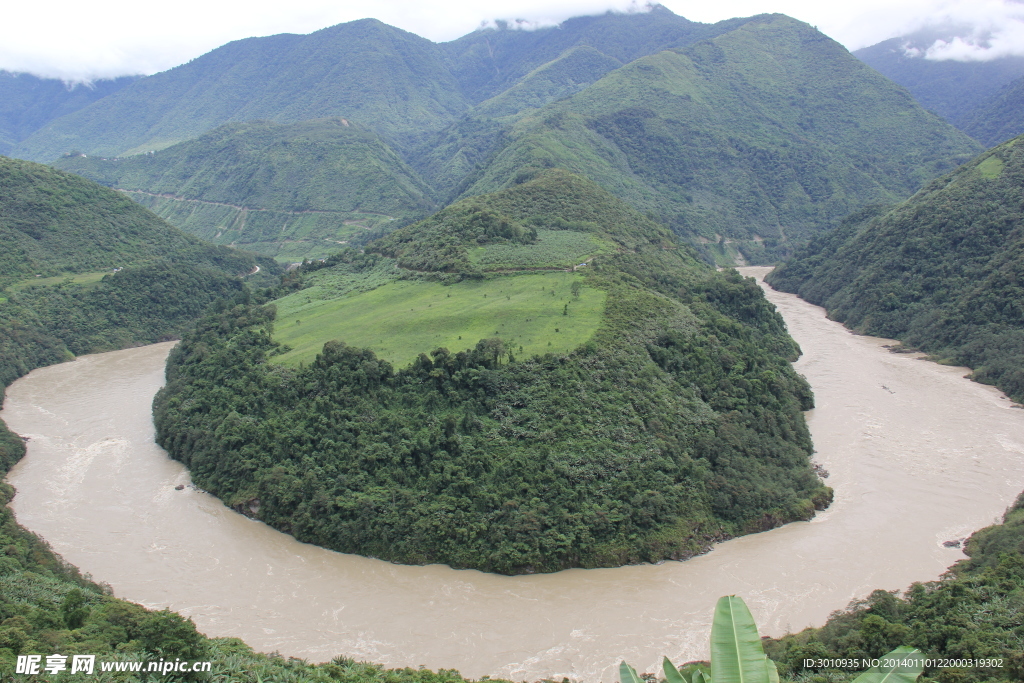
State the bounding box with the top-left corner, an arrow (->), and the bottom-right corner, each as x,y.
767,133 -> 1024,403
53,119 -> 437,260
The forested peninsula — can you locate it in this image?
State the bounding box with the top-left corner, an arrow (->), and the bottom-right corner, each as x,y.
153,170 -> 831,574
767,134 -> 1024,402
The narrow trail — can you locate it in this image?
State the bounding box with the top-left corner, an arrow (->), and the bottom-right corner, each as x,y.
118,189 -> 390,218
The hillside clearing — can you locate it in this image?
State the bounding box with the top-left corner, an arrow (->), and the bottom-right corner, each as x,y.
271,271 -> 605,368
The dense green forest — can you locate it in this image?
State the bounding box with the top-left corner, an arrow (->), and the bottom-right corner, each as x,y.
959,75 -> 1024,148
53,119 -> 437,260
153,170 -> 830,574
767,134 -> 1024,402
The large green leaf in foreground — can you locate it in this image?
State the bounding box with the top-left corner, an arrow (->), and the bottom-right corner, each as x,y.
710,595 -> 773,683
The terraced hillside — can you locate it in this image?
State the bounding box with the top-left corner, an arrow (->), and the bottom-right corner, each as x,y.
53,119 -> 436,260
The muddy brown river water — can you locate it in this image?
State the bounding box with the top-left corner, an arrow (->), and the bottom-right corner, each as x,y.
4,267 -> 1024,681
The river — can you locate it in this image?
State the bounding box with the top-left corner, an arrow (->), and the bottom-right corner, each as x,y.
3,267 -> 1024,681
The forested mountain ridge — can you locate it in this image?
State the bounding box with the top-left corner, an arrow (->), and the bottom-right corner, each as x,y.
52,119 -> 437,260
853,30 -> 1024,128
438,4 -> 743,104
959,74 -> 1024,147
853,29 -> 1024,149
15,20 -> 467,160
13,7 -> 740,163
20,9 -> 980,265
0,71 -> 139,155
451,14 -> 980,263
153,170 -> 831,574
767,133 -> 1024,402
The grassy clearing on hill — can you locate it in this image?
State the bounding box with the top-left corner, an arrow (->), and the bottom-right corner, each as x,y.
466,228 -> 614,270
272,271 -> 605,368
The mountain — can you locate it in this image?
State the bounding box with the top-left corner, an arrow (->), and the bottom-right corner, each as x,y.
19,9 -> 979,266
409,44 -> 625,200
767,133 -> 1024,402
15,20 -> 467,161
854,30 -> 1024,127
153,169 -> 831,574
0,71 -> 138,155
52,119 -> 437,260
451,15 -> 980,263
13,7 -> 740,163
438,5 -> 744,103
959,75 -> 1024,147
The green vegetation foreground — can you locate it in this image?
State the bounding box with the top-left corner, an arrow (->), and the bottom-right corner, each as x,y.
154,171 -> 831,574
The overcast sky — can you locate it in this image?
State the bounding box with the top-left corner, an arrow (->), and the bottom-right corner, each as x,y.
4,0 -> 1024,82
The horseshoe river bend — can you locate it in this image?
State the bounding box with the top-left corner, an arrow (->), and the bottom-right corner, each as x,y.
3,267 -> 1023,681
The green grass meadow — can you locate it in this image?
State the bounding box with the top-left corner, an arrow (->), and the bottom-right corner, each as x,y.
272,271 -> 606,368
466,229 -> 614,270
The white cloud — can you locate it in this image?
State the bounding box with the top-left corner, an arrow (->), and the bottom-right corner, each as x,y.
4,0 -> 1024,82
917,1 -> 1024,61
0,0 -> 640,82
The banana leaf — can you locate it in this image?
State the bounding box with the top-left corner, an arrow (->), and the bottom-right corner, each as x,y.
620,661 -> 644,683
710,595 -> 771,683
663,658 -> 687,683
